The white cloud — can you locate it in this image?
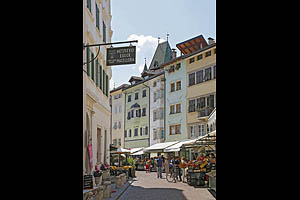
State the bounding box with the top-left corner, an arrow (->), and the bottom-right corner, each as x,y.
127,34 -> 165,72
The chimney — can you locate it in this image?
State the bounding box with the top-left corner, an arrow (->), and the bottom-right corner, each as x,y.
171,48 -> 177,59
208,37 -> 215,45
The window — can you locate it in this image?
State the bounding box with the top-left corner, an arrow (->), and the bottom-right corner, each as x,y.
199,124 -> 205,136
196,70 -> 203,84
114,122 -> 117,129
189,99 -> 195,112
170,124 -> 181,135
142,90 -> 146,97
127,112 -> 131,120
197,54 -> 203,60
176,81 -> 181,91
142,108 -> 146,116
131,110 -> 134,118
171,83 -> 175,92
128,95 -> 131,102
169,65 -> 175,73
200,97 -> 206,108
154,92 -> 157,102
118,139 -> 121,146
153,111 -> 157,121
175,125 -> 181,134
140,127 -> 143,136
170,105 -> 175,114
100,65 -> 102,90
103,69 -> 106,94
135,92 -> 139,100
87,0 -> 91,13
169,125 -> 175,135
145,126 -> 148,135
208,95 -> 215,108
103,21 -> 106,42
118,121 -> 121,129
119,105 -> 122,113
205,51 -> 211,57
113,139 -> 117,146
115,105 -> 118,114
86,47 -> 90,76
176,104 -> 181,113
91,53 -> 95,81
134,128 -> 138,136
189,57 -> 195,64
153,81 -> 157,87
190,126 -> 195,138
124,130 -> 127,138
213,65 -> 216,79
204,67 -> 212,81
214,48 -> 216,54
153,129 -> 157,140
136,109 -> 141,117
96,60 -> 99,87
189,73 -> 195,86
106,74 -> 109,96
129,129 -> 132,137
95,3 -> 100,30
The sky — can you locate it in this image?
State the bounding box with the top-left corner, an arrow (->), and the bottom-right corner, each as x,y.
110,0 -> 216,89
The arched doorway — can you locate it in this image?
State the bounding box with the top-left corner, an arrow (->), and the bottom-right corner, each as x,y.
85,113 -> 91,175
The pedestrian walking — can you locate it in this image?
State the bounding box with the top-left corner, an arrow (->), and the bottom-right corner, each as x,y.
145,159 -> 150,173
175,156 -> 182,182
156,155 -> 163,178
181,157 -> 188,183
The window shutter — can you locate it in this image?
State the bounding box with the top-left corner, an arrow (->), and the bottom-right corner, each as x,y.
86,47 -> 90,76
91,53 -> 94,81
96,61 -> 99,87
100,65 -> 102,90
106,74 -> 109,96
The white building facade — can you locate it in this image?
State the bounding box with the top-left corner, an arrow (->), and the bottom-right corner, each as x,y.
83,0 -> 113,175
149,73 -> 165,146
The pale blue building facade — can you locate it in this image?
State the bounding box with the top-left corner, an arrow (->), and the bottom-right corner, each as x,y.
164,58 -> 187,142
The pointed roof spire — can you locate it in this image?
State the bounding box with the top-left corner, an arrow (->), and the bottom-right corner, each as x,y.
143,57 -> 147,72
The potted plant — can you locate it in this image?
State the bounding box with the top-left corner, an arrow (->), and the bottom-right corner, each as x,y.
93,167 -> 102,186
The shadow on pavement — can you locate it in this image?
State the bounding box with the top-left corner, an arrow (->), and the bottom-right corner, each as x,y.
119,185 -> 188,200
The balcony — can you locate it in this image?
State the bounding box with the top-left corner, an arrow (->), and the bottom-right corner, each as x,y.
197,106 -> 215,120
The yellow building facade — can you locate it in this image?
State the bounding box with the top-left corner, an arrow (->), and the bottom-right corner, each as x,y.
186,41 -> 216,139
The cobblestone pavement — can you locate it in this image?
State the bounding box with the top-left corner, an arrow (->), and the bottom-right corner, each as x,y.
118,171 -> 215,200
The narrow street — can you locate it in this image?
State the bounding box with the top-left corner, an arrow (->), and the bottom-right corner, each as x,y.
118,171 -> 215,200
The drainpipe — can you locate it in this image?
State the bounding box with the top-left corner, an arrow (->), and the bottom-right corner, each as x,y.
163,72 -> 166,142
142,83 -> 150,147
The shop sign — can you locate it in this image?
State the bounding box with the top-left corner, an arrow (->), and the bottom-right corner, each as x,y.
106,46 -> 136,66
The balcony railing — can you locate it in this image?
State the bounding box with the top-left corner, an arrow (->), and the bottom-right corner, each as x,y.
197,106 -> 215,118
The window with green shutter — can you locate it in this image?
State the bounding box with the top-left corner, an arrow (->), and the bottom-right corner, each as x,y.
100,65 -> 102,90
86,47 -> 90,76
91,53 -> 95,81
96,3 -> 100,30
103,21 -> 106,42
96,60 -> 99,87
103,69 -> 106,95
87,0 -> 91,13
106,74 -> 109,96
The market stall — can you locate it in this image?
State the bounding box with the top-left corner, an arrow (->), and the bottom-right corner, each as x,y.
110,148 -> 134,177
144,141 -> 179,172
130,148 -> 146,171
182,132 -> 216,188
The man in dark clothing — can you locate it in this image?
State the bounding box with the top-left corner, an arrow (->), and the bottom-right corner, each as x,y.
156,156 -> 163,178
174,157 -> 182,181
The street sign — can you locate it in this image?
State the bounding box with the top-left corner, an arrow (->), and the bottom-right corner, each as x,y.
106,46 -> 136,66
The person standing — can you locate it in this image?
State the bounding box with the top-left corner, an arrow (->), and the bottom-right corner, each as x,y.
145,159 -> 150,173
156,155 -> 163,178
165,156 -> 170,178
